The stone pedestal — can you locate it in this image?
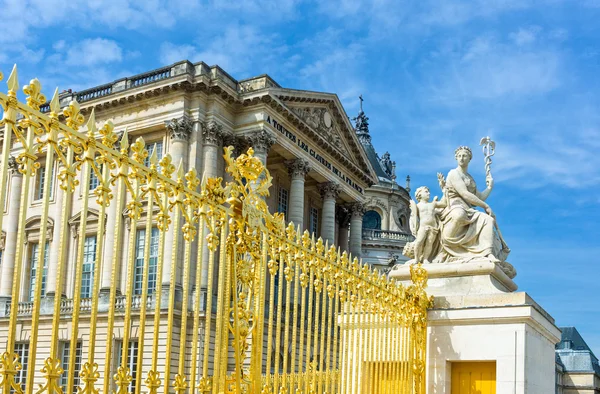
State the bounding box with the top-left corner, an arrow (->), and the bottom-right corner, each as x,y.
389,262 -> 561,393
389,259 -> 517,297
427,293 -> 560,393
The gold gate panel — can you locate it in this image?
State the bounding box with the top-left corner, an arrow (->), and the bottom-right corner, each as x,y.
0,66 -> 432,394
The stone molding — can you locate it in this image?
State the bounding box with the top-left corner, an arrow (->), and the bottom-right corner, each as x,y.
24,216 -> 55,243
285,159 -> 310,179
245,129 -> 275,153
201,121 -> 224,146
319,182 -> 341,200
166,117 -> 193,142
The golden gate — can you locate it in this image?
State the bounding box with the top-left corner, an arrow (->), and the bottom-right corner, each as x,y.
0,66 -> 431,394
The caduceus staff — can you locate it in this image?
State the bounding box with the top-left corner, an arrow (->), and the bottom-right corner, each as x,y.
479,136 -> 510,253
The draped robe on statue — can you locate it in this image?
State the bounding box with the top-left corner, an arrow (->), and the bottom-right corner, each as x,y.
435,169 -> 507,263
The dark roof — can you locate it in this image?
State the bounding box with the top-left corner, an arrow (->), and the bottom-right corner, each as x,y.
362,141 -> 391,181
557,326 -> 600,375
559,327 -> 594,352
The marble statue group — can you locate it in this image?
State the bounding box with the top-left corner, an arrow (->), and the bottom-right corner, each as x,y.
403,139 -> 512,274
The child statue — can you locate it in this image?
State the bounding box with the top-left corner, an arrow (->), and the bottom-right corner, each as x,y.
404,184 -> 447,264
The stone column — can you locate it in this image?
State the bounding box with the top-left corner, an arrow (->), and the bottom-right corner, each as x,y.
285,160 -> 310,231
0,158 -> 23,310
162,118 -> 192,294
199,121 -> 224,290
348,203 -> 366,259
319,182 -> 340,246
245,129 -> 275,166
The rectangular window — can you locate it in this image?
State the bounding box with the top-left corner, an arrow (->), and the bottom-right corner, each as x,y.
35,165 -> 54,200
309,207 -> 319,236
29,241 -> 49,301
134,228 -> 159,295
14,343 -> 29,393
277,187 -> 289,220
81,236 -> 97,298
115,340 -> 138,394
144,141 -> 163,170
60,341 -> 82,394
89,164 -> 102,191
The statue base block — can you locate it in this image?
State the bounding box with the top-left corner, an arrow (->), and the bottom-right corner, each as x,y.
388,259 -> 517,297
426,292 -> 560,393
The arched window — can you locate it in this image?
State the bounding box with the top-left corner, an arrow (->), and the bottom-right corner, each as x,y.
363,210 -> 382,230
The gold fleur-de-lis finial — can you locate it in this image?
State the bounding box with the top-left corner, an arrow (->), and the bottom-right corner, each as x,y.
159,153 -> 175,179
131,137 -> 147,164
23,78 -> 46,111
64,100 -> 85,130
99,120 -> 117,148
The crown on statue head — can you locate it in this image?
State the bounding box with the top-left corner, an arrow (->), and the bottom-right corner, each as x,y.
454,145 -> 473,159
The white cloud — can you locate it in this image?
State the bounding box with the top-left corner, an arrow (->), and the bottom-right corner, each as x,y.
160,25 -> 288,76
62,38 -> 123,67
160,43 -> 196,65
428,36 -> 562,101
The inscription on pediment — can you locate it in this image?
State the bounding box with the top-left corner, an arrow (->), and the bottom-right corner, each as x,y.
291,107 -> 349,155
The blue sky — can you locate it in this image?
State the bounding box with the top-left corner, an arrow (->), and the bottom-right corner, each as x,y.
2,0 -> 599,353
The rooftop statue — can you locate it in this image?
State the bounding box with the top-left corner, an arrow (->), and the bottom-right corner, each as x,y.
403,138 -> 513,276
379,151 -> 396,178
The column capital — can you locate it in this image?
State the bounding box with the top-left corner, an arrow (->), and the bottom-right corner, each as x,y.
166,117 -> 193,142
285,159 -> 310,179
201,121 -> 224,146
222,133 -> 245,157
348,202 -> 366,219
319,182 -> 341,201
245,129 -> 275,154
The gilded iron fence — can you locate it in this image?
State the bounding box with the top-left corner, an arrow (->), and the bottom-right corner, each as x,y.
0,66 -> 431,394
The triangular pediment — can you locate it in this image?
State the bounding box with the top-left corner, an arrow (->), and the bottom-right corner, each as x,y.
270,90 -> 376,185
288,105 -> 352,157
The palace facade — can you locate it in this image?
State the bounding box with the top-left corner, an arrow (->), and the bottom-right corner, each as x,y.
0,60 -> 415,393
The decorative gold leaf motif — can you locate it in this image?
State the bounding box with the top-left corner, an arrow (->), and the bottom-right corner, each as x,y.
0,351 -> 24,394
145,370 -> 161,394
34,357 -> 64,394
78,362 -> 100,394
